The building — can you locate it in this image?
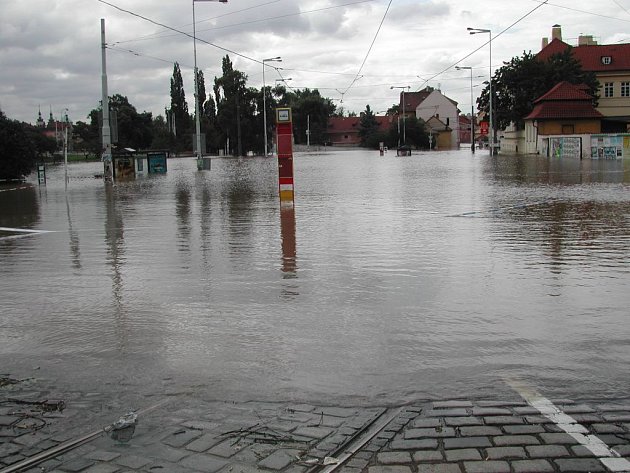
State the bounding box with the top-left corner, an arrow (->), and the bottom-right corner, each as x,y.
522,81 -> 602,158
326,115 -> 393,146
537,25 -> 630,132
37,107 -> 73,150
396,87 -> 460,149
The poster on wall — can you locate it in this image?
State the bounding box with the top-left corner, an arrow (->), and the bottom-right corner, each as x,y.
591,134 -> 627,160
147,151 -> 168,173
549,137 -> 581,159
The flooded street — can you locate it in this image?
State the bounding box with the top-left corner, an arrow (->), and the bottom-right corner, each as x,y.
1,149 -> 629,405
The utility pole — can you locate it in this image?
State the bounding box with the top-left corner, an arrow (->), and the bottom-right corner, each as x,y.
101,19 -> 113,182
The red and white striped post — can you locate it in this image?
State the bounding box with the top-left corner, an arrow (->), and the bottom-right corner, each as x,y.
275,108 -> 294,204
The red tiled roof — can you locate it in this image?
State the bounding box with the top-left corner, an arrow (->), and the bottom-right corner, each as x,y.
526,81 -> 602,120
327,115 -> 392,133
401,90 -> 432,111
525,102 -> 603,120
537,38 -> 630,72
534,81 -> 594,103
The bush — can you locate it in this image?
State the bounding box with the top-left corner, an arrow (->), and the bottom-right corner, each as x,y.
0,112 -> 37,180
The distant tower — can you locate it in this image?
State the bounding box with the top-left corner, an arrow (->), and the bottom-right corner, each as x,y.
36,105 -> 45,128
47,105 -> 55,128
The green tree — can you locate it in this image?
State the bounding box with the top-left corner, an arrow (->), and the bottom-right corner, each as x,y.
73,120 -> 100,157
0,111 -> 37,179
170,62 -> 191,151
214,55 -> 255,155
358,105 -> 379,146
284,88 -> 336,145
478,49 -> 599,130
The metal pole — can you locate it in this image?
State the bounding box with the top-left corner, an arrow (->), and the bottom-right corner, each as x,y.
263,62 -> 267,156
402,89 -> 406,145
470,68 -> 475,153
64,112 -> 68,190
101,19 -> 113,183
489,30 -> 494,155
192,0 -> 204,166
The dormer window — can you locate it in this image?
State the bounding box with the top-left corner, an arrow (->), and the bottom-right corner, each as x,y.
601,56 -> 612,65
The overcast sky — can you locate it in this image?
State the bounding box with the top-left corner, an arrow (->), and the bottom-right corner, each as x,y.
2,0 -> 630,124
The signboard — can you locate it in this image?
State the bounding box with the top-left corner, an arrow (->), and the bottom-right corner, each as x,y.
276,108 -> 294,204
147,151 -> 168,174
479,121 -> 489,136
549,137 -> 581,159
590,134 -> 629,160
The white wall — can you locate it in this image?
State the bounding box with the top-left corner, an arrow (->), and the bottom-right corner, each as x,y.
415,91 -> 459,149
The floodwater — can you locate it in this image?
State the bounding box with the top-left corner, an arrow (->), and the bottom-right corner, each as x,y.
1,150 -> 629,405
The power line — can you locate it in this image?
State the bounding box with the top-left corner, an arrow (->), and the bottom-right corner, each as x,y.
529,0 -> 630,23
421,0 -> 550,88
112,0 -> 375,46
341,0 -> 393,95
96,0 -> 264,66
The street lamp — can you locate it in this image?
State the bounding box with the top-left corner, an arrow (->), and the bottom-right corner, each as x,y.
193,0 -> 227,167
455,66 -> 475,153
262,56 -> 282,156
468,27 -> 492,154
391,86 -> 410,146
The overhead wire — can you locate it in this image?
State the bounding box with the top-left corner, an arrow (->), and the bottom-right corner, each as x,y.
529,0 -> 630,23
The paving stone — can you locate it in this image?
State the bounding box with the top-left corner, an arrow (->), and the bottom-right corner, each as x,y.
206,438 -> 249,458
257,448 -> 302,470
416,465 -> 461,473
512,459 -> 554,472
83,463 -> 121,473
596,404 -> 630,412
571,414 -> 603,423
58,457 -> 97,472
390,439 -> 438,450
181,420 -> 220,431
140,443 -> 191,463
185,433 -> 223,453
539,432 -> 578,444
377,451 -> 412,464
85,451 -> 121,462
345,458 -> 370,469
492,435 -> 540,446
293,426 -> 334,439
0,443 -> 22,457
613,444 -> 630,456
603,413 -> 630,422
444,417 -> 483,427
485,446 -> 526,459
570,445 -> 598,457
0,416 -> 18,426
425,409 -> 469,417
597,434 -> 629,445
471,408 -> 511,416
411,418 -> 441,428
412,450 -> 444,462
433,401 -> 473,409
560,404 -> 595,414
179,453 -> 229,472
113,454 -> 151,469
1,454 -> 25,466
591,423 -> 625,434
443,437 -> 491,449
367,466 -> 413,473
459,426 -> 501,436
483,416 -> 524,425
287,404 -> 316,413
524,416 -> 553,424
463,460 -> 509,472
502,424 -> 545,434
144,460 -> 195,473
526,444 -> 571,457
512,407 -> 541,415
554,458 -> 606,472
320,407 -> 357,418
405,427 -> 455,439
444,448 -> 482,461
161,429 -> 203,448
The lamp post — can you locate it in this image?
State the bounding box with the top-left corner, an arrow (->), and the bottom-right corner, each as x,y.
468,27 -> 492,154
456,66 -> 475,153
391,86 -> 410,146
63,108 -> 69,189
262,56 -> 282,156
193,0 -> 227,167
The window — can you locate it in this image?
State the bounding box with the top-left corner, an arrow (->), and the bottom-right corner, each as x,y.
562,124 -> 574,134
605,82 -> 614,98
601,56 -> 612,65
622,82 -> 630,97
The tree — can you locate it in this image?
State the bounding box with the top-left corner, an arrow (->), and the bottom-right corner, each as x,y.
214,55 -> 255,155
0,111 -> 37,179
170,62 -> 191,151
73,120 -> 100,157
358,105 -> 379,146
478,49 -> 599,130
284,88 -> 336,145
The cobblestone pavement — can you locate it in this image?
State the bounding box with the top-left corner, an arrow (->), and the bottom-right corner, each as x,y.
1,379 -> 630,472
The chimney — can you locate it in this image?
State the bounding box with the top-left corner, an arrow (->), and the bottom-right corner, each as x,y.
552,24 -> 562,41
542,37 -> 549,49
578,35 -> 597,46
